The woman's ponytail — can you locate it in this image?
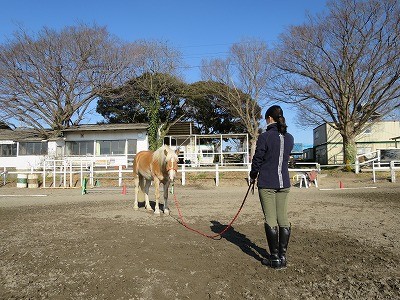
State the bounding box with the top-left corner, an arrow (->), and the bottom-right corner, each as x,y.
265,105 -> 287,135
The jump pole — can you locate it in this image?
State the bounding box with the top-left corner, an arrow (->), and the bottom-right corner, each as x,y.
319,186 -> 377,191
0,194 -> 48,197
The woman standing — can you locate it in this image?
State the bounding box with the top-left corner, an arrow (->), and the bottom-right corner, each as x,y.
250,105 -> 294,269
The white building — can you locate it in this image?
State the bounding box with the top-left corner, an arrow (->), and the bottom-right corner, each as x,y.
0,123 -> 148,170
1,121 -> 250,171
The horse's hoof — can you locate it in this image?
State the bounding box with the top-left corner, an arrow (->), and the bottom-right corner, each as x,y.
164,209 -> 170,215
154,210 -> 161,215
133,206 -> 139,211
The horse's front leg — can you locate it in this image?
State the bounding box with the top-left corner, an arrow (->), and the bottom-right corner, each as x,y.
163,180 -> 170,215
153,178 -> 161,215
144,179 -> 152,212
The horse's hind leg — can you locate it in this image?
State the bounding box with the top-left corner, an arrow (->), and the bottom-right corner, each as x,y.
144,179 -> 153,212
133,175 -> 139,211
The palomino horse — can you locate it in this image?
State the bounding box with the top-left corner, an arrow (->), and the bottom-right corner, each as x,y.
133,145 -> 179,215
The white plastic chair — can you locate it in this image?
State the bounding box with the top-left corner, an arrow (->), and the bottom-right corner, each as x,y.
293,173 -> 308,188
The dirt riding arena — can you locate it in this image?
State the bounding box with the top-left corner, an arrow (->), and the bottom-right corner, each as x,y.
0,172 -> 399,299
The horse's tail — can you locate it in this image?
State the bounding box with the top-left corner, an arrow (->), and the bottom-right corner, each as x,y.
138,175 -> 145,192
137,174 -> 146,202
133,155 -> 144,202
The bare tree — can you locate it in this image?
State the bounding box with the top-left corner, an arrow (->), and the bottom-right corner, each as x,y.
201,38 -> 270,158
271,0 -> 400,167
0,24 -> 135,136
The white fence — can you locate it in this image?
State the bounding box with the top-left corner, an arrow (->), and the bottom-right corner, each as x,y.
355,149 -> 399,182
4,157 -> 398,188
180,164 -> 251,186
1,159 -> 324,189
372,161 -> 400,183
355,150 -> 381,174
1,159 -> 132,189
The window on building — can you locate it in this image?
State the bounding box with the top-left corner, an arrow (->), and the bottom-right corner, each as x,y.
127,139 -> 137,154
0,143 -> 17,157
19,142 -> 48,155
97,140 -> 126,155
65,141 -> 94,156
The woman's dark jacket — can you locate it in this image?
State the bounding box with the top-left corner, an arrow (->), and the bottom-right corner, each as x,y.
250,123 -> 294,189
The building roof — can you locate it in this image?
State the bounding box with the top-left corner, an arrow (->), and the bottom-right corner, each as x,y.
0,128 -> 50,141
61,123 -> 149,132
166,122 -> 199,135
0,123 -> 149,141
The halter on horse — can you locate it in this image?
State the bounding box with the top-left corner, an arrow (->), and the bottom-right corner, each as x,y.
133,145 -> 179,215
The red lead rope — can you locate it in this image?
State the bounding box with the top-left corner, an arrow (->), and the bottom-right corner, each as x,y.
172,183 -> 255,239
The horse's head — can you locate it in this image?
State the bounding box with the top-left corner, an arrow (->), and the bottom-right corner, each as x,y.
164,147 -> 179,182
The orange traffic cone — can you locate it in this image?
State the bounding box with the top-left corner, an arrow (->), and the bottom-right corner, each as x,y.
122,184 -> 127,195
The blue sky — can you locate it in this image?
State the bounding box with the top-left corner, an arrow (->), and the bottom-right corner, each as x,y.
0,0 -> 329,145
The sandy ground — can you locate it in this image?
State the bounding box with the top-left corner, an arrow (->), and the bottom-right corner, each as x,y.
0,172 -> 399,299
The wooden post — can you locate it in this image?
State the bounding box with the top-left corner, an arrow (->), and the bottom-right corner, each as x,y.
80,159 -> 84,188
63,161 -> 67,187
118,165 -> 122,186
390,161 -> 396,183
215,163 -> 219,186
355,158 -> 360,174
89,162 -> 94,186
181,164 -> 186,186
42,161 -> 46,188
69,161 -> 73,188
53,160 -> 56,188
373,162 -> 376,183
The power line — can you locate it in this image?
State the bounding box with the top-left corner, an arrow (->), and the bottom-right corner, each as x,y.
181,51 -> 230,59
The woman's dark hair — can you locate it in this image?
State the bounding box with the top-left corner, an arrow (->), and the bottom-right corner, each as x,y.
265,105 -> 287,134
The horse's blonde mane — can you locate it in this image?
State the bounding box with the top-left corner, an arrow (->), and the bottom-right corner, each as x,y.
153,145 -> 178,166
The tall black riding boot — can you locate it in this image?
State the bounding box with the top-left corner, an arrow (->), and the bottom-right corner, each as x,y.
262,223 -> 281,268
279,226 -> 291,268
